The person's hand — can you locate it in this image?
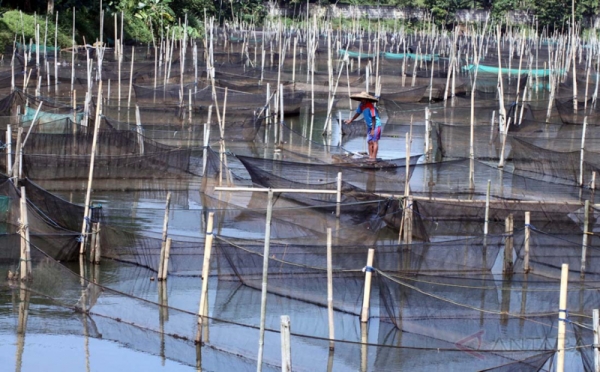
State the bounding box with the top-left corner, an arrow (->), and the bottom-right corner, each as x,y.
344,119 -> 351,125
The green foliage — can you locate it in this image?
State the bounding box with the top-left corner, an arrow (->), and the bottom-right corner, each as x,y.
2,0 -> 600,51
217,0 -> 267,26
122,10 -> 155,43
422,0 -> 484,26
78,9 -> 153,45
136,0 -> 175,27
328,16 -> 426,33
0,10 -> 72,50
170,0 -> 215,19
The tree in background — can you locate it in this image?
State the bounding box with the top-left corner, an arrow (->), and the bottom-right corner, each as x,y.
423,0 -> 479,26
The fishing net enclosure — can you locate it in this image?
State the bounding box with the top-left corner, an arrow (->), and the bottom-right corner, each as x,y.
0,179 -> 81,261
3,19 -> 600,372
12,125 -> 208,180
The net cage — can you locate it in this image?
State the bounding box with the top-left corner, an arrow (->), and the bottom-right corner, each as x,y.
102,108 -> 264,145
133,83 -> 305,115
3,24 -> 600,371
2,124 -> 212,180
511,136 -> 600,185
0,178 -> 81,261
4,226 -> 599,370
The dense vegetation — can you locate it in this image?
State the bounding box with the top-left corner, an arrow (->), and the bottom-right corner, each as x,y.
0,0 -> 597,50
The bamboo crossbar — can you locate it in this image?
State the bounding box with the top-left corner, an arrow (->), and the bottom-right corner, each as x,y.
215,187 -> 338,194
374,193 -> 585,207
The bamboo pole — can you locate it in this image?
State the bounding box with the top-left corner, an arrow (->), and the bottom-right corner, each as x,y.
119,12 -> 124,108
71,8 -> 75,93
19,102 -> 43,179
360,322 -> 368,372
360,248 -> 375,323
484,180 -> 491,235
79,83 -> 102,254
279,83 -> 284,142
256,189 -> 274,372
35,21 -> 40,74
73,90 -> 77,124
89,222 -> 97,263
202,106 -> 212,177
292,37 -> 297,83
572,2 -> 578,115
424,107 -> 431,161
114,13 -> 117,60
443,31 -> 457,100
193,43 -> 198,93
556,263 -> 569,372
275,21 -> 283,117
280,315 -> 292,372
93,221 -> 101,264
496,30 -> 506,135
326,228 -> 335,350
10,44 -> 14,92
160,238 -> 172,280
215,187 -> 338,195
135,105 -> 144,155
524,211 -> 531,273
218,88 -> 228,186
337,111 -> 343,147
11,127 -> 22,180
6,125 -> 11,176
265,83 -> 270,123
54,12 -> 58,93
584,43 -> 591,110
127,47 -> 135,107
498,117 -> 512,169
594,309 -> 600,372
15,281 -> 30,372
593,53 -> 600,107
579,117 -> 588,187
403,196 -> 413,244
503,214 -> 514,273
196,211 -> 214,344
399,132 -> 411,243
19,186 -> 31,281
581,200 -> 590,277
157,192 -> 172,280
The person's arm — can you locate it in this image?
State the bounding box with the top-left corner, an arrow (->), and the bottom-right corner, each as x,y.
344,112 -> 360,125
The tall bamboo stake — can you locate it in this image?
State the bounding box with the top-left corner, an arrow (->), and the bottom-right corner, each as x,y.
594,309 -> 600,371
556,263 -> 569,372
524,211 -> 531,273
326,228 -> 335,350
196,211 -> 214,345
579,117 -> 588,186
127,46 -> 134,107
360,249 -> 375,322
256,189 -> 274,372
6,125 -> 11,176
157,192 -> 172,280
71,8 -> 75,93
496,25 -> 507,133
280,316 -> 292,372
79,81 -> 103,254
19,187 -> 31,280
581,200 -> 590,277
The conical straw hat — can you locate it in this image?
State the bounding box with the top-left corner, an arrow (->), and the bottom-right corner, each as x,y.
350,91 -> 379,102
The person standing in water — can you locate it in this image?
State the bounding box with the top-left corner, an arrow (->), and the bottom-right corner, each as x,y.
344,91 -> 381,160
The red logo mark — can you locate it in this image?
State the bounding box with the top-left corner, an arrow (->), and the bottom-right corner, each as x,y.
455,330 -> 486,360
